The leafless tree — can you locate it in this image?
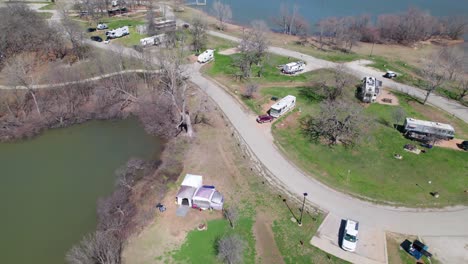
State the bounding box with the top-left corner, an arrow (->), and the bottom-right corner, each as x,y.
302,100 -> 365,146
146,1 -> 157,36
59,6 -> 88,60
454,77 -> 468,101
442,16 -> 467,40
438,47 -> 464,80
189,16 -> 208,54
242,83 -> 258,99
391,107 -> 406,127
421,53 -> 446,104
217,234 -> 245,264
212,0 -> 232,31
66,231 -> 122,264
236,20 -> 270,78
223,206 -> 239,228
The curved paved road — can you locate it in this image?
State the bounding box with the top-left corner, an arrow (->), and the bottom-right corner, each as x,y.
188,63 -> 468,236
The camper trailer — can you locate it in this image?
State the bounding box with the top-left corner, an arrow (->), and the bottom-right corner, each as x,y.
269,95 -> 296,118
175,174 -> 224,211
154,19 -> 176,31
106,26 -> 129,39
140,34 -> 166,46
359,76 -> 382,103
404,118 -> 455,140
282,61 -> 305,74
198,49 -> 214,63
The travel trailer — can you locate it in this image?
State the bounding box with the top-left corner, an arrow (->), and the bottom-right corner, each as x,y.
269,95 -> 296,118
404,118 -> 455,140
359,76 -> 382,103
154,19 -> 176,31
175,174 -> 224,211
106,26 -> 129,39
198,49 -> 214,63
140,34 -> 166,46
282,61 -> 305,74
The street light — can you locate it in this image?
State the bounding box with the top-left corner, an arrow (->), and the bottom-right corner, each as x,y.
298,192 -> 308,226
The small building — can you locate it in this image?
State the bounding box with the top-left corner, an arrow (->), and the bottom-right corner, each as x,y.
192,186 -> 224,211
176,174 -> 203,207
404,118 -> 455,140
359,76 -> 382,103
269,95 -> 296,118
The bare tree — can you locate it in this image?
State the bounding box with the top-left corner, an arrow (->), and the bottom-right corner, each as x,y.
242,83 -> 258,99
236,20 -> 270,78
217,234 -> 245,264
59,6 -> 87,59
66,231 -> 122,264
421,53 -> 446,105
439,47 -> 464,80
212,0 -> 232,31
189,16 -> 208,54
442,16 -> 467,40
302,100 -> 365,146
391,107 -> 406,127
223,206 -> 239,228
454,77 -> 468,101
146,2 -> 156,36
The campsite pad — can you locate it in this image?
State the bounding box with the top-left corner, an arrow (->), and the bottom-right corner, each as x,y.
176,206 -> 190,217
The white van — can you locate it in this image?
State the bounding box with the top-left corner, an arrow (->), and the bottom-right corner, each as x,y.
198,49 -> 214,63
269,95 -> 296,118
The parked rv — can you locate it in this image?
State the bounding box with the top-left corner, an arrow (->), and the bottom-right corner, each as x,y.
404,118 -> 455,140
106,26 -> 129,39
359,76 -> 382,103
198,49 -> 214,63
282,61 -> 305,74
154,19 -> 176,31
140,34 -> 166,46
96,23 -> 108,30
269,95 -> 296,118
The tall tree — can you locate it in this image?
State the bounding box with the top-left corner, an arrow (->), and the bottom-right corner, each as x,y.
217,235 -> 245,264
189,16 -> 208,54
421,53 -> 446,105
236,20 -> 270,78
212,0 -> 232,31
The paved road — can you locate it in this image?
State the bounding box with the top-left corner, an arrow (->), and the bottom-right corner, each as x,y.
208,30 -> 468,123
188,63 -> 468,236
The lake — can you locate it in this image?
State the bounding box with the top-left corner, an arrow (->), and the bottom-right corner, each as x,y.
0,118 -> 163,264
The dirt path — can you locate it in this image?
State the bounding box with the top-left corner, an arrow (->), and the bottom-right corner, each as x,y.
435,138 -> 466,151
253,211 -> 285,264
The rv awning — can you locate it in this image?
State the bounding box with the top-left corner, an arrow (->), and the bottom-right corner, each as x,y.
176,185 -> 197,199
181,174 -> 203,188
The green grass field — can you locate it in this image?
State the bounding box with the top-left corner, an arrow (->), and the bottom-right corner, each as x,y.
254,85 -> 468,207
37,12 -> 53,19
38,3 -> 55,10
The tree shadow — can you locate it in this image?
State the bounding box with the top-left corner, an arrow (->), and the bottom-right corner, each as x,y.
338,219 -> 346,248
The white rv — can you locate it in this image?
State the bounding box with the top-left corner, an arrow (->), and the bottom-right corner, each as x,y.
404,118 -> 455,140
140,34 -> 166,46
282,61 -> 305,74
269,95 -> 296,118
198,49 -> 214,63
359,76 -> 382,103
106,26 -> 129,39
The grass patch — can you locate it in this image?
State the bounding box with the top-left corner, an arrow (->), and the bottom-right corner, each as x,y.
37,12 -> 53,19
261,86 -> 468,207
283,43 -> 364,62
171,217 -> 255,264
38,3 -> 55,10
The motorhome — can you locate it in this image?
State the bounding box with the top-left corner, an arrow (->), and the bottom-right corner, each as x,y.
154,19 -> 176,31
282,61 -> 305,74
404,118 -> 455,140
269,95 -> 296,118
140,34 -> 166,46
359,76 -> 382,103
106,26 -> 129,39
197,49 -> 214,63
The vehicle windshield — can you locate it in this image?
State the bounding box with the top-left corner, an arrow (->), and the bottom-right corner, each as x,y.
270,108 -> 280,115
344,233 -> 356,242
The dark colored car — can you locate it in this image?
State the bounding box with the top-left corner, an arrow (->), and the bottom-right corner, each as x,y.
458,141 -> 468,151
256,114 -> 274,123
383,71 -> 397,79
90,36 -> 103,42
87,27 -> 96,32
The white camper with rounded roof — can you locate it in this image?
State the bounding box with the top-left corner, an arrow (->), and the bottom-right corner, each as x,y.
269,95 -> 296,118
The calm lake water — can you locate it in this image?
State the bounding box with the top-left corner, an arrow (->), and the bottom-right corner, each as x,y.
0,118 -> 163,264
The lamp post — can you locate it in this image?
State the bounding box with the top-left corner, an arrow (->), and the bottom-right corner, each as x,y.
298,193 -> 308,226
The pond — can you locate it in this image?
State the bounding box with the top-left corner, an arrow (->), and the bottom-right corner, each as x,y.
0,118 -> 163,264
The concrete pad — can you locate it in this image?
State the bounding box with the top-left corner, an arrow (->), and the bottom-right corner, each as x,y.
176,206 -> 189,217
311,213 -> 387,264
421,236 -> 468,264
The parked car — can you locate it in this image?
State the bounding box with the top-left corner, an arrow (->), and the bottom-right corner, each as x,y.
256,114 -> 274,123
90,36 -> 103,42
458,140 -> 468,151
383,71 -> 397,79
342,219 -> 359,252
97,23 -> 108,30
87,27 -> 96,32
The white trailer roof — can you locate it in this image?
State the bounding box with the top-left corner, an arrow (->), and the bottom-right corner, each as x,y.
181,174 -> 203,188
271,95 -> 296,110
405,118 -> 454,131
